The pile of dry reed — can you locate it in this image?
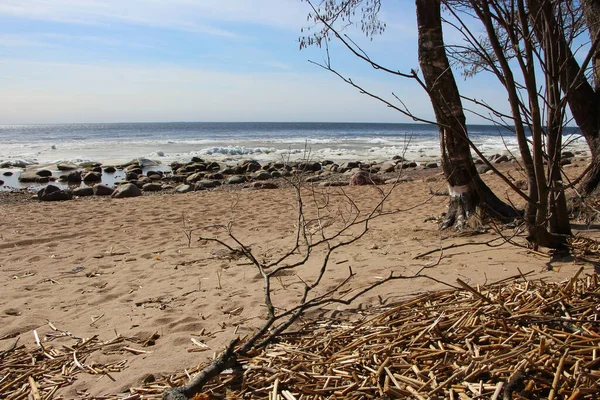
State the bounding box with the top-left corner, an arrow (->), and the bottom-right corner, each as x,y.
2,270 -> 599,399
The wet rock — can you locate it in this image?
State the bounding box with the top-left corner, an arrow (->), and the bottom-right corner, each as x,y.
93,184 -> 115,196
112,183 -> 142,198
37,185 -> 73,201
3,171 -> 13,176
425,162 -> 439,169
191,156 -> 204,163
103,166 -> 117,173
0,180 -> 3,185
305,175 -> 322,183
57,163 -> 77,171
494,155 -> 509,164
65,170 -> 82,183
19,171 -> 48,183
83,171 -> 102,182
79,161 -> 101,169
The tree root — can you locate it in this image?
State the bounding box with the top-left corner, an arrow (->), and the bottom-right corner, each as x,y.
162,338 -> 240,400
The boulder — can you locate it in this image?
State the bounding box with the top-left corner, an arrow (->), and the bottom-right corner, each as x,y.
19,171 -> 46,183
175,184 -> 194,193
83,171 -> 102,183
340,161 -> 360,172
186,172 -> 205,183
561,151 -> 575,159
349,171 -> 384,186
305,175 -> 322,183
37,185 -> 72,201
207,161 -> 221,171
297,161 -> 322,172
142,183 -> 163,192
0,180 -> 3,186
247,182 -> 278,189
477,165 -> 491,174
103,166 -> 117,173
239,160 -> 261,173
227,175 -> 246,185
196,180 -> 220,189
3,171 -> 13,176
379,162 -> 396,173
253,171 -> 272,181
560,158 -> 572,166
36,169 -> 52,177
385,176 -> 414,184
191,156 -> 204,163
79,162 -> 101,169
112,183 -> 142,198
65,170 -> 82,183
73,186 -> 94,197
93,184 -> 115,196
494,155 -> 510,164
319,181 -> 349,187
425,162 -> 439,169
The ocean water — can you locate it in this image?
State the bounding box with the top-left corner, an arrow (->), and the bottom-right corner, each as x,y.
0,122 -> 587,168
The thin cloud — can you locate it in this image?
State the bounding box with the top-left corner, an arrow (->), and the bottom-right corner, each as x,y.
0,0 -> 310,37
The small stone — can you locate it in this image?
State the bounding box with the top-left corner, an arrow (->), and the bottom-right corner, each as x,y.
425,162 -> 438,169
3,171 -> 13,176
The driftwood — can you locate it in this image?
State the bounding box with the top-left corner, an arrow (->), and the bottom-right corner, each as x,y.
2,273 -> 600,399
158,273 -> 600,399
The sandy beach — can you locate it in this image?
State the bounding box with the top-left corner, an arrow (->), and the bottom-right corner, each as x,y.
1,161 -> 597,399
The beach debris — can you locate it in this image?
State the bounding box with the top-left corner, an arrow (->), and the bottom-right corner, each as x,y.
160,273 -> 600,399
3,274 -> 599,399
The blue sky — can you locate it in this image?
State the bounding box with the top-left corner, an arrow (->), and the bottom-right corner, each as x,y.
0,0 -> 505,124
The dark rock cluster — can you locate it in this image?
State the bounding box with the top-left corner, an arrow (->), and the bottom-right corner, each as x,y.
8,155 -> 436,201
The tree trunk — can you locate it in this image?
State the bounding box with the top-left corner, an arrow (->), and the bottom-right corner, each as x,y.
416,0 -> 518,230
528,0 -> 600,196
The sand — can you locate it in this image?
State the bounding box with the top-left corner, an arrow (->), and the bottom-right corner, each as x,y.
0,162 -> 596,398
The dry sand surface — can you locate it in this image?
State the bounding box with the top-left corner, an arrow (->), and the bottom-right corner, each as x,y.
0,163 -> 597,398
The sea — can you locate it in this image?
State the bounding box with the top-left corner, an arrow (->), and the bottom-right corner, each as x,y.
0,122 -> 588,190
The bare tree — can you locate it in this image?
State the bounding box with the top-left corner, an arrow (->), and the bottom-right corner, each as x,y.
301,0 -> 520,232
162,174 -> 442,399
